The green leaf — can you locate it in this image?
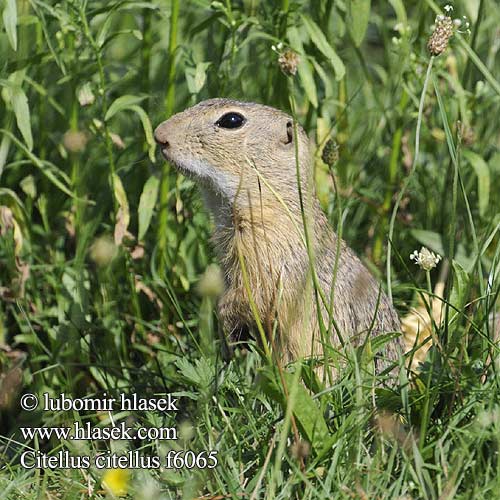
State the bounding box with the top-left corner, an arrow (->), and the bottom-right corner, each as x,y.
185,62 -> 211,95
105,96 -> 155,162
128,105 -> 156,162
175,357 -> 214,391
112,173 -> 129,220
138,175 -> 160,241
97,12 -> 114,48
120,2 -> 161,10
310,58 -> 334,99
347,0 -> 371,47
112,173 -> 130,246
2,0 -> 18,51
462,150 -> 490,217
38,162 -> 74,199
297,59 -> 318,109
410,229 -> 444,256
0,187 -> 28,253
448,260 -> 470,348
105,95 -> 147,121
449,260 -> 469,313
288,27 -> 318,108
490,152 -> 500,174
20,175 -> 36,199
0,129 -> 77,199
258,367 -> 329,453
11,87 -> 33,151
457,39 -> 500,99
300,14 -> 345,81
0,187 -> 28,224
0,72 -> 33,151
0,131 -> 11,179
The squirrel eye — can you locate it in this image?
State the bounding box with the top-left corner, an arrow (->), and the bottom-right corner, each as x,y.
215,112 -> 246,129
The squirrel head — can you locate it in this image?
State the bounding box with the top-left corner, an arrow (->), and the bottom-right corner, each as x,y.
154,98 -> 313,210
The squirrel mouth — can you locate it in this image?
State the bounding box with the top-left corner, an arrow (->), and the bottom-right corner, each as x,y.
159,147 -> 171,162
159,149 -> 184,172
158,151 -> 230,198
160,150 -> 197,179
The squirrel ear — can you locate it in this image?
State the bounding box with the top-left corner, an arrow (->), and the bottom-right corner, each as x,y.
281,121 -> 293,145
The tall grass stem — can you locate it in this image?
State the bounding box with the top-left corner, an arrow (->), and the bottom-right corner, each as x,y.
387,56 -> 435,302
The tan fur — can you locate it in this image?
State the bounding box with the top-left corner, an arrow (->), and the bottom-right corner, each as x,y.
154,98 -> 402,373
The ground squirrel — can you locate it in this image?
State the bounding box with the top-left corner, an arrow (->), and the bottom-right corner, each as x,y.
155,98 -> 402,374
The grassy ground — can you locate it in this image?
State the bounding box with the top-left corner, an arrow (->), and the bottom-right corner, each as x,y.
1,0 -> 500,498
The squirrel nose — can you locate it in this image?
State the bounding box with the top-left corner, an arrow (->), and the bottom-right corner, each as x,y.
154,126 -> 170,148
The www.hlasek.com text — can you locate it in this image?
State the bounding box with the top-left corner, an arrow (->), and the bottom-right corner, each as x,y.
20,421 -> 178,442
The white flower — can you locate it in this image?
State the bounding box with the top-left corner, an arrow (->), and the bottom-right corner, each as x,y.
444,4 -> 454,13
78,83 -> 95,106
410,247 -> 442,271
271,42 -> 284,53
455,16 -> 471,34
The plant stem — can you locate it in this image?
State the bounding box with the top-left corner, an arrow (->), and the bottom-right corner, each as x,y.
142,8 -> 152,113
158,0 -> 180,275
165,0 -> 180,115
426,270 -> 432,296
336,77 -> 348,186
288,80 -> 343,374
387,56 -> 434,302
463,0 -> 486,90
280,0 -> 290,37
80,5 -> 117,212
